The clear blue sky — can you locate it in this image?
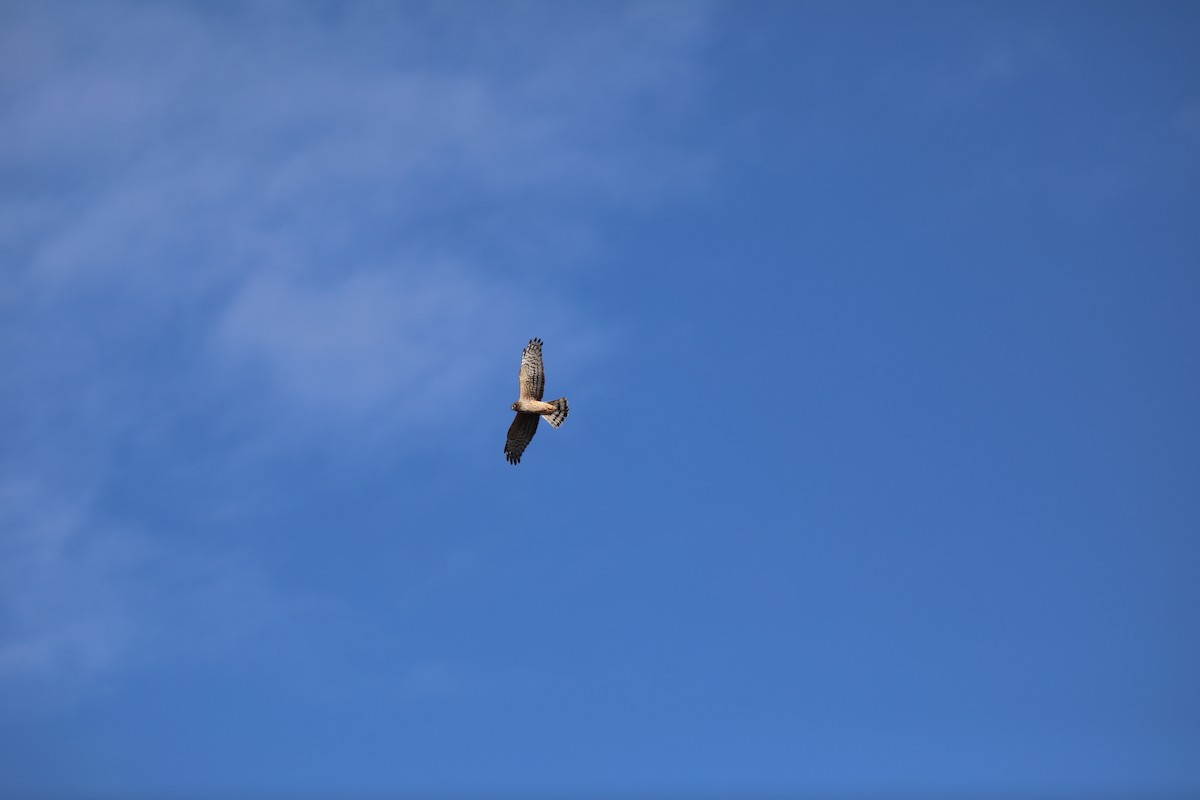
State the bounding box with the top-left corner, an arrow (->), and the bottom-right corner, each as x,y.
2,2 -> 1198,798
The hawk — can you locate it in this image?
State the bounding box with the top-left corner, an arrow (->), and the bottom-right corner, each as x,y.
505,337 -> 569,464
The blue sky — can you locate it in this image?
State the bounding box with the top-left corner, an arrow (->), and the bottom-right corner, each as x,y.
2,1 -> 1198,798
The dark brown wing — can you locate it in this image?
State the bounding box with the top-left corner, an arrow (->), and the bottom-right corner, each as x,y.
518,337 -> 545,401
504,413 -> 539,464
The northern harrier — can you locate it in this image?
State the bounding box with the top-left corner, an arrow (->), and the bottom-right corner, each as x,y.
505,338 -> 569,464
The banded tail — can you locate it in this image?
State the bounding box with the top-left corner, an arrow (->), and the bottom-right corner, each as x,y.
542,397 -> 569,428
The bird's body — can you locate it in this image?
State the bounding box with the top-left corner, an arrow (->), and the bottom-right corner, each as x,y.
513,399 -> 560,415
505,338 -> 569,464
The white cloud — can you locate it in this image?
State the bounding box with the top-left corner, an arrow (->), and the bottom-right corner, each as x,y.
2,1 -> 714,278
3,0 -> 711,429
0,481 -> 137,695
0,2 -> 710,708
215,265 -> 513,419
0,477 -> 320,707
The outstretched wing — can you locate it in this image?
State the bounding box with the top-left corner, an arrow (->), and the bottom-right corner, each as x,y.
518,337 -> 545,401
505,413 -> 539,464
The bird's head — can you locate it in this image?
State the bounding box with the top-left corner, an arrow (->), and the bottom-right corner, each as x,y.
511,402 -> 519,412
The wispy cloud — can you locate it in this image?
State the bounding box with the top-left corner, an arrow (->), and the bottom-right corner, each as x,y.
0,481 -> 130,687
214,264 -> 522,423
1,2 -> 713,706
3,1 -> 713,281
0,476 -> 315,711
3,0 -> 712,427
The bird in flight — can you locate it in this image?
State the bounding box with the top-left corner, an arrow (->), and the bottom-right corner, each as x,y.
505,338 -> 569,464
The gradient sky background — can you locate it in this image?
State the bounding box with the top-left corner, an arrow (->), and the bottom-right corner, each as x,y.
2,2 -> 1199,798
